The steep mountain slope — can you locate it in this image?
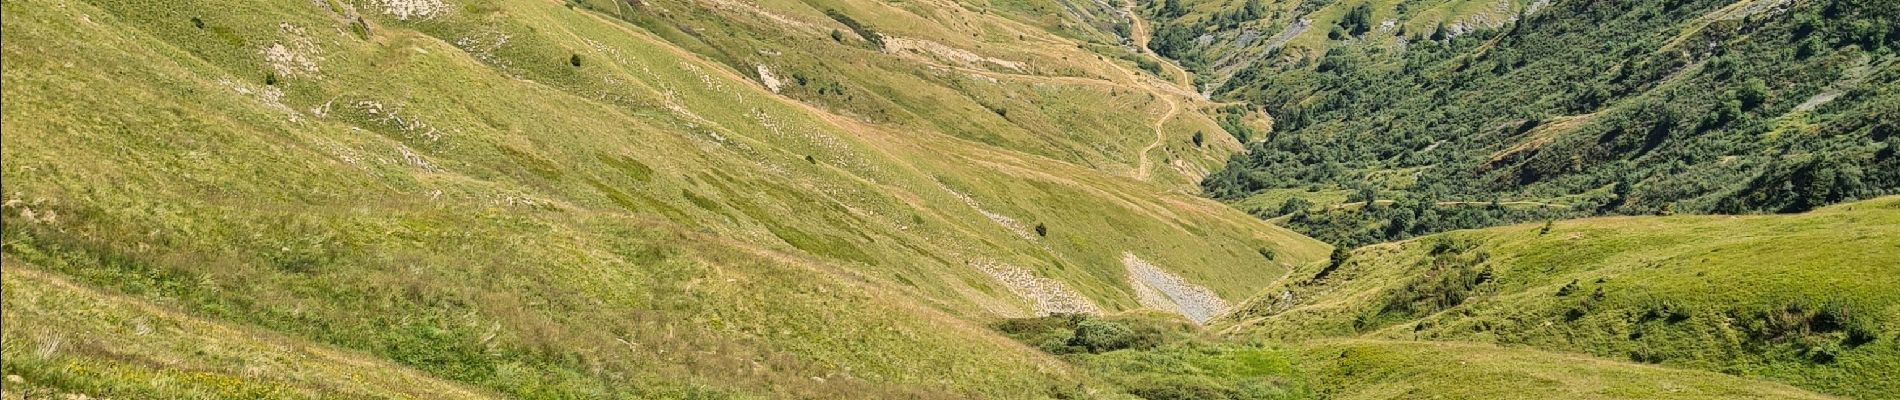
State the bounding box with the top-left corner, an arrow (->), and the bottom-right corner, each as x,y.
0,0 -> 1325,397
1182,0 -> 1898,245
3,265 -> 500,399
586,0 -> 1244,188
1219,196 -> 1900,397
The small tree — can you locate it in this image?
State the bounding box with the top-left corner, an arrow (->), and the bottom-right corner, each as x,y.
1313,247 -> 1351,282
1341,3 -> 1373,37
1191,131 -> 1205,147
1539,220 -> 1554,236
569,54 -> 583,67
1034,223 -> 1048,237
1277,197 -> 1314,216
1349,186 -> 1378,205
1736,78 -> 1769,110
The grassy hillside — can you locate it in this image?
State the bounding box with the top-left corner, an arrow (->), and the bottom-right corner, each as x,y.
0,0 -> 1324,397
992,313 -> 1835,399
1221,196 -> 1900,397
1292,340 -> 1833,400
581,0 -> 1246,189
2,265 -> 500,399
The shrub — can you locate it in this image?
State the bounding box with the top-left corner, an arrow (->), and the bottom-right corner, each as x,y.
1637,301 -> 1692,324
1034,223 -> 1048,237
1332,246 -> 1352,265
1736,78 -> 1769,110
1135,58 -> 1163,75
1070,318 -> 1136,353
1312,247 -> 1350,282
1341,3 -> 1373,37
1556,279 -> 1579,296
1346,186 -> 1376,205
569,54 -> 582,67
1276,197 -> 1313,216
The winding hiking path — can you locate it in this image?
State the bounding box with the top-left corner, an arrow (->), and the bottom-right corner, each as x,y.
1122,2 -> 1196,89
1131,93 -> 1178,182
1120,2 -> 1195,182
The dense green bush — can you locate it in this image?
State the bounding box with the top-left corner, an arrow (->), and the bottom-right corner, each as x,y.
994,314 -> 1184,355
1199,0 -> 1900,242
1072,318 -> 1138,353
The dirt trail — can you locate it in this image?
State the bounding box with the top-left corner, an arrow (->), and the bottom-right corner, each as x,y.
1122,2 -> 1195,89
1116,2 -> 1200,182
1132,94 -> 1178,182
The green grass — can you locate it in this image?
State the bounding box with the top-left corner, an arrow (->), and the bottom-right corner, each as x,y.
992,312 -> 1834,399
2,265 -> 507,400
1222,196 -> 1900,397
7,0 -> 1882,398
1292,340 -> 1831,400
0,0 -> 1322,397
